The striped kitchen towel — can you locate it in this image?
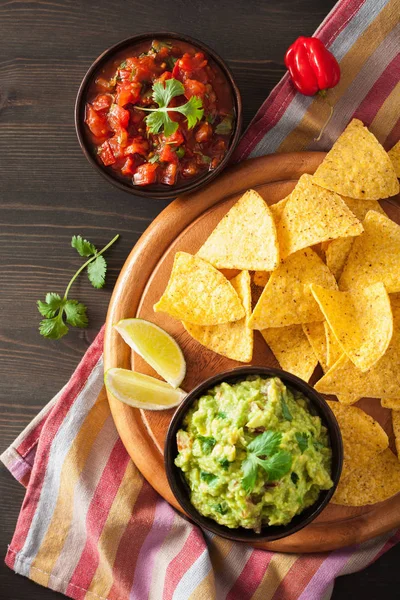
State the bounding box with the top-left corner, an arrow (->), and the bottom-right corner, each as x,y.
2,0 -> 400,598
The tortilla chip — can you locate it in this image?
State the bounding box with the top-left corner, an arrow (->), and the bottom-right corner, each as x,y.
154,252 -> 245,326
312,243 -> 326,262
341,197 -> 386,220
277,174 -> 363,259
339,210 -> 400,294
313,119 -> 399,200
270,194 -> 290,225
248,248 -> 338,329
183,270 -> 253,362
311,282 -> 393,372
324,322 -> 342,370
261,325 -> 318,382
388,140 -> 400,178
197,189 -> 279,271
326,198 -> 386,280
253,271 -> 270,287
302,322 -> 359,403
327,400 -> 388,481
392,410 -> 400,458
302,322 -> 328,372
381,398 -> 400,409
315,295 -> 400,398
332,449 -> 400,506
326,238 -> 355,282
316,351 -> 400,399
320,323 -> 359,404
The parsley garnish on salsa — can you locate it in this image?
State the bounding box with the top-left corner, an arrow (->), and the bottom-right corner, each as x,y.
84,39 -> 235,187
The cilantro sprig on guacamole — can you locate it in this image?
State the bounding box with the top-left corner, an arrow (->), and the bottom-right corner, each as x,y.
175,376 -> 333,531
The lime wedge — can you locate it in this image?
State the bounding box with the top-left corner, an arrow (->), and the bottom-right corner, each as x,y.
105,368 -> 186,410
114,318 -> 186,388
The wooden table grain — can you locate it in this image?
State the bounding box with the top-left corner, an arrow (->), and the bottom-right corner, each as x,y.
0,1 -> 399,598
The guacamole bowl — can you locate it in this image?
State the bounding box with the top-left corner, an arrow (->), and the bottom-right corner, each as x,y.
165,366 -> 343,543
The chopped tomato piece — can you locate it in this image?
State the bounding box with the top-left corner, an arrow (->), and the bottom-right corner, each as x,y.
118,68 -> 133,82
116,127 -> 129,147
116,82 -> 141,106
155,45 -> 170,61
85,105 -> 109,137
124,136 -> 149,156
184,79 -> 206,99
91,94 -> 112,112
173,52 -> 208,81
159,143 -> 178,164
155,71 -> 173,84
107,104 -> 130,131
98,141 -> 116,166
108,135 -> 125,159
133,163 -> 158,185
160,163 -> 177,185
195,122 -> 213,143
121,156 -> 136,176
162,130 -> 184,146
126,55 -> 158,82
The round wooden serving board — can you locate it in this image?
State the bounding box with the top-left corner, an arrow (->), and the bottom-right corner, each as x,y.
104,153 -> 400,553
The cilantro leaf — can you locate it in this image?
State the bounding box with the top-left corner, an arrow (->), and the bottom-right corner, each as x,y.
64,300 -> 88,328
145,110 -> 179,136
37,234 -> 119,341
87,255 -> 107,289
241,455 -> 258,493
71,235 -> 97,257
200,471 -> 217,484
37,293 -> 63,318
247,431 -> 282,457
177,95 -> 204,129
281,394 -> 293,421
152,78 -> 185,107
241,430 -> 293,493
139,78 -> 203,135
214,502 -> 228,515
176,146 -> 185,159
313,440 -> 325,451
257,451 -> 292,481
215,115 -> 233,135
39,316 -> 68,340
295,432 -> 308,453
219,458 -> 230,470
197,435 -> 216,455
166,56 -> 177,71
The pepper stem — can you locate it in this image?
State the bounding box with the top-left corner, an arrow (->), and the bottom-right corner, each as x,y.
314,99 -> 334,142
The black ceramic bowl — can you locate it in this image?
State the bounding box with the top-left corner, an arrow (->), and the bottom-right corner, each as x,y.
165,366 -> 343,543
75,32 -> 242,199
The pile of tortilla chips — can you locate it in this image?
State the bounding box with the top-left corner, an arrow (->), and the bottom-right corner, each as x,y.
154,118 -> 400,506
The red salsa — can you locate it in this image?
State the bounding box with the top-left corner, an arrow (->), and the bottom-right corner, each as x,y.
85,39 -> 236,187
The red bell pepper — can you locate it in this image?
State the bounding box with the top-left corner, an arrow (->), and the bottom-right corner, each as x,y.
284,36 -> 340,96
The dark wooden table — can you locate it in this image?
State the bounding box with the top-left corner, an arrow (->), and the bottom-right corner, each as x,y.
1,1 -> 399,598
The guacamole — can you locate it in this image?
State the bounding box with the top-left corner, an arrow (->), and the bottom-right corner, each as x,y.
175,376 -> 333,531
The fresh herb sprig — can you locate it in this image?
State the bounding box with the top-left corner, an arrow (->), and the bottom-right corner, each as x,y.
241,431 -> 292,494
37,234 -> 119,340
137,78 -> 203,136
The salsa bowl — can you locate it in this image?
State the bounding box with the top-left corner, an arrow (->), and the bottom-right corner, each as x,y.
165,366 -> 343,543
75,32 -> 242,199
